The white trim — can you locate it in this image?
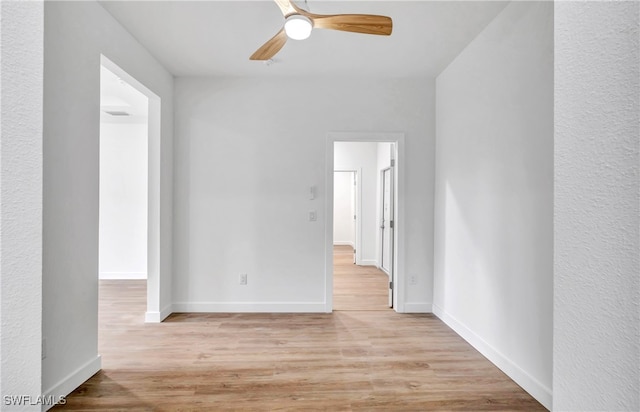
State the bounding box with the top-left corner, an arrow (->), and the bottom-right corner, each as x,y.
99,271 -> 147,280
42,355 -> 101,411
404,302 -> 432,313
326,132 -> 406,313
172,302 -> 326,313
359,259 -> 378,266
433,304 -> 552,410
333,241 -> 355,247
145,303 -> 173,323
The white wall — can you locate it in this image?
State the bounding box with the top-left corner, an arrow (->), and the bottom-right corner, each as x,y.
0,1 -> 43,409
333,171 -> 354,247
554,2 -> 640,410
173,76 -> 434,312
434,2 -> 553,408
1,0 -> 636,409
43,0 -> 173,404
99,122 -> 148,279
335,142 -> 379,265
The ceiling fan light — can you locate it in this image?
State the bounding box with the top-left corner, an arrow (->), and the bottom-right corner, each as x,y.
284,15 -> 312,40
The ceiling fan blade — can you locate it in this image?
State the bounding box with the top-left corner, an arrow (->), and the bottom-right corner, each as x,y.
273,0 -> 296,16
250,28 -> 288,60
311,14 -> 393,36
288,2 -> 392,36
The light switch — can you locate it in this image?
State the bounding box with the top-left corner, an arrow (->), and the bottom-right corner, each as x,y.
309,210 -> 317,221
309,185 -> 316,200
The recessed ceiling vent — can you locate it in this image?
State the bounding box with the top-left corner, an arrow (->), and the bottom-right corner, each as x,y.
103,110 -> 131,116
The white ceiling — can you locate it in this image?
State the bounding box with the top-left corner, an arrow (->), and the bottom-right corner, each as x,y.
99,1 -> 509,78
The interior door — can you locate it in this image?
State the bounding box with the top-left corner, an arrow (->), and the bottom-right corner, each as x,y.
333,171 -> 357,261
380,166 -> 394,307
351,172 -> 357,264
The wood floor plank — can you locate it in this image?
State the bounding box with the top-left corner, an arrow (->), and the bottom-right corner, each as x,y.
332,246 -> 390,311
53,247 -> 546,410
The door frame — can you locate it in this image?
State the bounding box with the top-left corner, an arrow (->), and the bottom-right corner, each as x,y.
380,164 -> 395,308
325,132 -> 405,312
100,55 -> 162,323
379,166 -> 394,276
333,169 -> 362,265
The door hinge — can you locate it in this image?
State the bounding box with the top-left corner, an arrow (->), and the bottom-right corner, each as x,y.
389,281 -> 393,290
390,220 -> 394,229
390,159 -> 395,167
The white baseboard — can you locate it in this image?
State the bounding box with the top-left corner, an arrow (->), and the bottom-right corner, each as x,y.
145,303 -> 173,323
432,304 -> 552,410
359,259 -> 378,266
172,302 -> 326,313
333,241 -> 354,247
403,302 -> 432,313
42,355 -> 101,411
99,271 -> 147,280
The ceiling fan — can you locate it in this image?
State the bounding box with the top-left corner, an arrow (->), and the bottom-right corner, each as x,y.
250,0 -> 393,61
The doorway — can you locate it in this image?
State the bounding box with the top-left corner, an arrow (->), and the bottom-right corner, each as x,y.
99,55 -> 162,323
326,133 -> 405,312
99,64 -> 149,282
333,170 -> 358,263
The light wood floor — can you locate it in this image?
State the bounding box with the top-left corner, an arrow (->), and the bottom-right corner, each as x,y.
333,245 -> 390,311
54,247 -> 545,411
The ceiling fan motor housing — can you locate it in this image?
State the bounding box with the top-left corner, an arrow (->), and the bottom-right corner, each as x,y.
284,14 -> 313,40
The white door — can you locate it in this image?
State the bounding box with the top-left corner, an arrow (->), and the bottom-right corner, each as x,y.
333,171 -> 356,254
380,166 -> 394,307
350,172 -> 357,264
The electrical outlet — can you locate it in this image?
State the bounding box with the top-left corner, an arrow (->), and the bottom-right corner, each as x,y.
239,273 -> 247,285
309,210 -> 317,221
409,275 -> 417,285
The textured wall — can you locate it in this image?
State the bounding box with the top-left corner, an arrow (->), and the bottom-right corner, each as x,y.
434,2 -> 553,408
43,0 -> 174,402
0,1 -> 43,409
554,2 -> 640,410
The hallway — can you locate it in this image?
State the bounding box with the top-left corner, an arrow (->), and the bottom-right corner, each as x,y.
333,245 -> 390,311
